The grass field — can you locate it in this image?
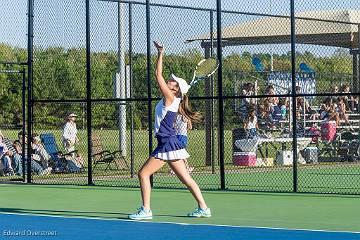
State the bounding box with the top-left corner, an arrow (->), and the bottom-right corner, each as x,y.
1,129 -> 359,194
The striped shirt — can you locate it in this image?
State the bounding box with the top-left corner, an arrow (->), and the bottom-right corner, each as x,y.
3,137 -> 16,154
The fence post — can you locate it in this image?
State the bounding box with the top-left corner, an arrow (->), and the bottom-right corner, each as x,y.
27,0 -> 34,184
21,69 -> 26,182
86,0 -> 93,185
290,0 -> 298,192
146,0 -> 153,186
129,2 -> 135,178
216,0 -> 225,190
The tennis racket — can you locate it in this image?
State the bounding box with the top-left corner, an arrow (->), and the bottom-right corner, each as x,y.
189,58 -> 219,87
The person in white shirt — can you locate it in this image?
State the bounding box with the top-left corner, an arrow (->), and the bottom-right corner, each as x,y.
244,107 -> 258,138
62,113 -> 79,153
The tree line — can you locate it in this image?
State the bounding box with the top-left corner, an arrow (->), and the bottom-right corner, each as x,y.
0,43 -> 352,129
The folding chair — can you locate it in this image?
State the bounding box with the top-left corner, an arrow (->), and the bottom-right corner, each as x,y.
40,133 -> 80,173
338,131 -> 360,161
91,133 -> 129,171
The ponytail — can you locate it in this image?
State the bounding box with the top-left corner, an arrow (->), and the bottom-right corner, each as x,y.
178,95 -> 203,123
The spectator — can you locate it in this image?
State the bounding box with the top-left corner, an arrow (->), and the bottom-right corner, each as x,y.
259,99 -> 275,129
330,85 -> 339,103
244,107 -> 258,138
265,85 -> 279,106
12,131 -> 51,176
0,131 -> 14,176
62,113 -> 79,154
239,83 -> 255,121
32,134 -> 52,169
296,86 -> 317,121
337,97 -> 350,125
320,98 -> 340,126
330,85 -> 339,94
340,84 -> 355,111
295,111 -> 305,137
278,98 -> 288,120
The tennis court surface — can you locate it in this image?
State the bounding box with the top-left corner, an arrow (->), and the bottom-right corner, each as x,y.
1,184 -> 359,239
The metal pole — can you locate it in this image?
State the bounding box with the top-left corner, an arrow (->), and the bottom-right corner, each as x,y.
118,0 -> 127,156
354,24 -> 360,94
86,0 -> 93,185
210,10 -> 215,174
146,0 -> 153,186
269,0 -> 274,72
129,2 -> 135,178
204,46 -> 212,168
27,0 -> 34,183
290,0 -> 298,193
21,70 -> 26,182
216,0 -> 225,190
358,25 -> 360,111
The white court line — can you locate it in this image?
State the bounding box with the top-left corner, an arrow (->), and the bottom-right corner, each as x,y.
0,211 -> 359,235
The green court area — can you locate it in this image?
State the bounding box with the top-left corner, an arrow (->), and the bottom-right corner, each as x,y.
0,184 -> 359,232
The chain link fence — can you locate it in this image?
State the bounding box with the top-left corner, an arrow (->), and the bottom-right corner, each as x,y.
0,0 -> 27,183
0,0 -> 359,194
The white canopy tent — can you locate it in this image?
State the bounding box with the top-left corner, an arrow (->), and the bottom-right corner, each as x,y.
187,9 -> 360,49
187,9 -> 360,92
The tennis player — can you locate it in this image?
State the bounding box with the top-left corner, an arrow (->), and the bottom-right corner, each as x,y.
128,41 -> 211,220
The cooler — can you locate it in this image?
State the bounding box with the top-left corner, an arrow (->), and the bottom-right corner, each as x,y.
276,150 -> 293,165
233,152 -> 256,166
304,147 -> 318,163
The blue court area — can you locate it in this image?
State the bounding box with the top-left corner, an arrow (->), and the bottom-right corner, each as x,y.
1,213 -> 359,240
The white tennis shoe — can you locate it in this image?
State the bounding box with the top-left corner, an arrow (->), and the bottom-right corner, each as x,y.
128,206 -> 153,220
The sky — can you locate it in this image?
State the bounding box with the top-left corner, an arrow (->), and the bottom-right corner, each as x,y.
0,0 -> 359,59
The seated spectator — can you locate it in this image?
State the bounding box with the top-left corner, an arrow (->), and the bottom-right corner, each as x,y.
330,85 -> 339,94
244,107 -> 258,139
337,97 -> 350,125
265,85 -> 279,106
329,85 -> 339,103
320,98 -> 340,126
278,97 -> 288,120
239,83 -> 255,121
295,111 -> 305,137
32,134 -> 52,169
0,131 -> 14,176
12,131 -> 51,176
258,99 -> 275,129
295,86 -> 316,119
340,84 -> 355,111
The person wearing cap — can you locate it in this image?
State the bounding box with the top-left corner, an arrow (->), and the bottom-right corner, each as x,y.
129,41 -> 211,220
62,113 -> 79,153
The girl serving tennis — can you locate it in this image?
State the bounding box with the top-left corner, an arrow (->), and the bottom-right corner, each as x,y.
129,41 -> 211,220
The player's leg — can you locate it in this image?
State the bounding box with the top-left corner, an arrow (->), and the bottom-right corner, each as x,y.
168,159 -> 211,217
138,157 -> 166,209
129,157 -> 165,220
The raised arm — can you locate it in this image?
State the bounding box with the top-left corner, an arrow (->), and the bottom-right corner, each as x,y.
153,41 -> 174,106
